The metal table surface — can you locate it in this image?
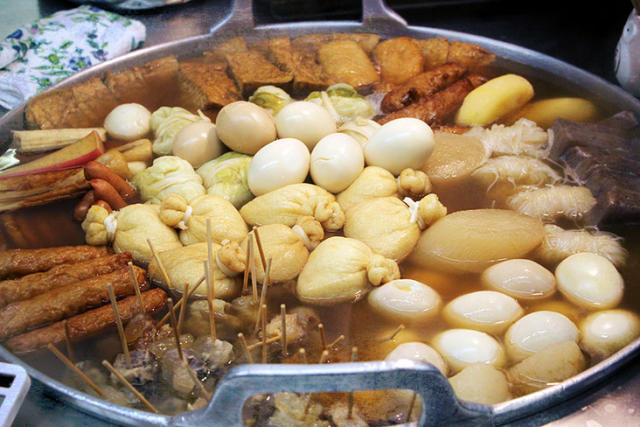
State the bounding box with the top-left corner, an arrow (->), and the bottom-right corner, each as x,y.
2,0 -> 640,425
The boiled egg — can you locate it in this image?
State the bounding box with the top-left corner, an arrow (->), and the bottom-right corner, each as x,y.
368,279 -> 441,324
104,103 -> 151,141
275,101 -> 337,149
247,138 -> 310,196
505,311 -> 579,362
482,259 -> 556,300
580,309 -> 640,360
310,133 -> 364,193
443,291 -> 523,334
172,121 -> 224,168
215,101 -> 276,154
431,329 -> 506,373
385,342 -> 448,376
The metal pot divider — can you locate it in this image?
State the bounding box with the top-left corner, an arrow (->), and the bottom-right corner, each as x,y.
2,0 -> 640,425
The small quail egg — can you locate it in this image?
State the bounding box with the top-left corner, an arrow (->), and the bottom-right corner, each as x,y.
481,259 -> 556,300
215,101 -> 277,154
275,101 -> 337,149
368,279 -> 441,324
443,291 -> 523,334
104,103 -> 151,141
248,138 -> 310,196
580,309 -> 640,360
431,329 -> 506,374
555,252 -> 624,310
364,118 -> 434,175
172,121 -> 224,168
310,133 -> 364,193
385,342 -> 448,376
505,311 -> 579,362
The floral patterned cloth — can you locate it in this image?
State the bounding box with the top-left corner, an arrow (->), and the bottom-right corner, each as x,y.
0,5 -> 146,109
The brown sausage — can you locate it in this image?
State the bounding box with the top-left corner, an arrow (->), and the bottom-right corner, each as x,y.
92,200 -> 112,213
85,160 -> 137,202
0,253 -> 132,308
73,190 -> 96,221
0,266 -> 148,339
0,245 -> 110,279
90,179 -> 127,210
6,289 -> 167,354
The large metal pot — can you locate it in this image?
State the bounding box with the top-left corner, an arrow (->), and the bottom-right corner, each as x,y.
1,0 -> 640,425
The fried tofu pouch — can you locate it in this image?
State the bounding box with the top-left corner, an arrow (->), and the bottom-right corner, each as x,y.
240,183 -> 345,231
373,37 -> 424,85
148,243 -> 240,299
159,193 -> 248,246
344,195 -> 446,262
81,204 -> 182,265
317,40 -> 379,90
296,236 -> 400,305
217,217 -> 323,284
336,167 -> 432,212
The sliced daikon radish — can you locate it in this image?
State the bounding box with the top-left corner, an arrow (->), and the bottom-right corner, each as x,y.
505,311 -> 579,362
481,259 -> 556,301
431,329 -> 506,373
443,290 -> 523,334
580,309 -> 640,360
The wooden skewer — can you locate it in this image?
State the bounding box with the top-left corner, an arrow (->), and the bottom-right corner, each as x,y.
183,358 -> 212,400
318,349 -> 330,364
206,219 -> 215,294
177,282 -> 189,338
298,348 -> 308,364
206,261 -> 217,342
252,226 -> 267,271
156,275 -> 204,328
261,303 -> 268,364
246,335 -> 280,350
328,334 -> 345,349
405,392 -> 418,423
254,257 -> 272,332
347,346 -> 358,419
62,320 -> 75,365
147,238 -> 172,290
381,324 -> 406,342
238,333 -> 254,363
280,304 -> 288,358
128,262 -> 144,313
47,344 -> 104,397
242,234 -> 250,295
102,360 -> 159,414
249,234 -> 258,302
167,298 -> 184,361
318,323 -> 327,352
107,283 -> 130,365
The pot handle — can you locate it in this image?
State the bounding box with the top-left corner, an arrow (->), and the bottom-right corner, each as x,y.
169,360 -> 492,426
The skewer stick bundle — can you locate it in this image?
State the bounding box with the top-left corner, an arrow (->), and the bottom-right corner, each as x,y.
47,344 -> 104,397
107,283 -> 130,365
62,319 -> 75,365
238,332 -> 254,363
128,261 -> 144,313
102,360 -> 159,413
156,275 -> 204,328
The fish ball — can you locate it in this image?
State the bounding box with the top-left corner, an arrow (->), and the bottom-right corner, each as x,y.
365,118 -> 435,175
310,133 -> 364,193
443,291 -> 523,334
555,252 -> 624,310
580,309 -> 640,360
368,279 -> 441,325
505,311 -> 579,362
247,138 -> 310,196
275,101 -> 337,150
449,364 -> 512,405
481,259 -> 556,300
431,329 -> 506,374
104,103 -> 151,141
385,342 -> 448,376
216,101 -> 277,154
172,121 -> 224,168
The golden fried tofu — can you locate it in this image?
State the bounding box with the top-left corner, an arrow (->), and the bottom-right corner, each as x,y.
332,33 -> 380,53
226,50 -> 293,96
104,67 -> 148,105
25,88 -> 78,129
448,40 -> 495,68
204,36 -> 248,62
317,39 -> 379,89
373,37 -> 424,84
414,37 -> 449,70
139,56 -> 180,94
71,77 -> 118,126
291,49 -> 327,94
178,61 -> 240,111
291,33 -> 333,51
264,37 -> 295,73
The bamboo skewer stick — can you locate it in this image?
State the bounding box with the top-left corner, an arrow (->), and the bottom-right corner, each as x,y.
242,234 -> 250,295
246,335 -> 280,350
48,344 -> 104,397
147,239 -> 171,290
318,349 -> 330,364
183,358 -> 212,400
206,219 -> 215,294
249,235 -> 258,302
62,320 -> 75,365
177,283 -> 189,338
156,275 -> 204,328
381,324 -> 406,342
102,360 -> 159,414
238,333 -> 254,363
328,335 -> 345,349
347,346 -> 358,419
252,226 -> 267,271
261,304 -> 268,364
167,298 -> 184,361
318,323 -> 327,352
405,392 -> 418,423
254,257 -> 272,332
280,304 -> 288,358
107,283 -> 130,365
128,262 -> 144,313
298,348 -> 308,364
205,261 -> 217,342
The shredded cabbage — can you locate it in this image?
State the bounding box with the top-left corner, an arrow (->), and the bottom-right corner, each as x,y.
306,83 -> 374,124
248,86 -> 291,115
133,156 -> 205,204
151,106 -> 210,155
197,152 -> 253,208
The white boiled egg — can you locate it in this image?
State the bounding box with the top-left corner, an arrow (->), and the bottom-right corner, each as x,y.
215,101 -> 276,154
443,291 -> 523,334
385,342 -> 448,376
172,121 -> 224,168
431,329 -> 506,374
505,311 -> 579,362
580,309 -> 640,360
310,133 -> 364,193
555,252 -> 624,310
104,103 -> 151,141
248,138 -> 310,196
275,101 -> 337,150
364,118 -> 434,175
482,259 -> 556,300
368,279 -> 441,324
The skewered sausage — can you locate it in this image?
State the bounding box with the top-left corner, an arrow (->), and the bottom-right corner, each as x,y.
90,179 -> 127,210
6,289 -> 167,354
0,265 -> 148,339
0,245 -> 110,279
85,160 -> 137,202
0,253 -> 132,308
